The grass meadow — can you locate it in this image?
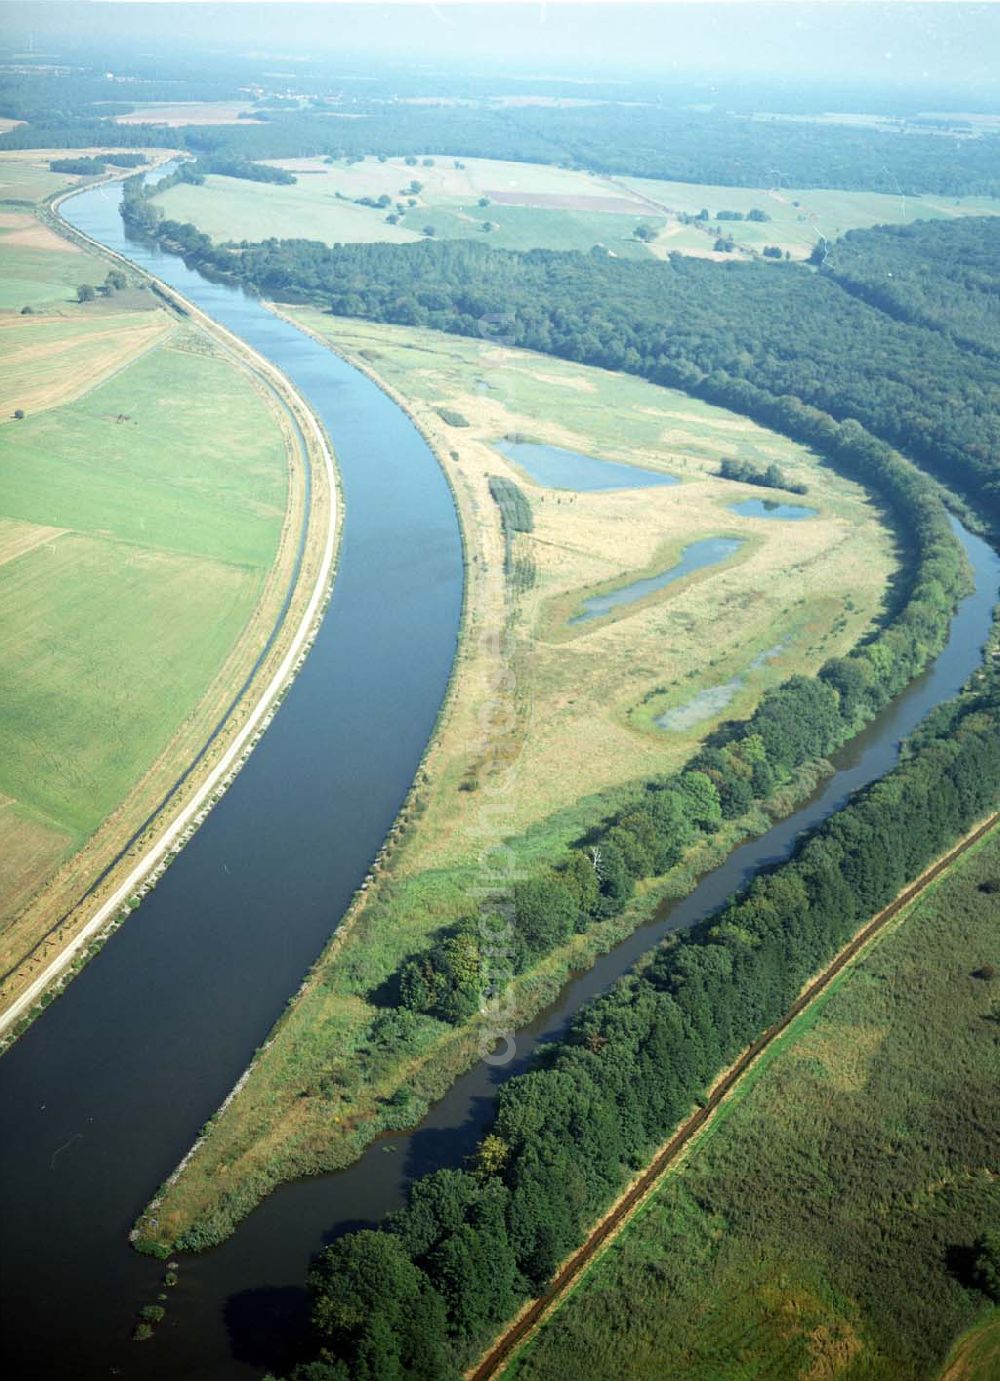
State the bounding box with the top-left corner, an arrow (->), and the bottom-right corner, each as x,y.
0,152 -> 84,205
1,340 -> 287,565
153,151 -> 1000,262
296,314 -> 895,851
625,175 -> 1000,258
0,532 -> 261,837
511,831 -> 1000,1381
0,217 -> 98,309
139,313 -> 896,1254
155,154 -> 661,258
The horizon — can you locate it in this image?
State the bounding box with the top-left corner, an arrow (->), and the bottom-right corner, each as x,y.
2,2 -> 999,93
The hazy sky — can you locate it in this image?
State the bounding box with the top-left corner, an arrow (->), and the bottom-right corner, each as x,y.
4,3 -> 1000,88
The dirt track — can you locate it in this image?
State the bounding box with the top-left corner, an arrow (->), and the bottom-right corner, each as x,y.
469,810 -> 1000,1381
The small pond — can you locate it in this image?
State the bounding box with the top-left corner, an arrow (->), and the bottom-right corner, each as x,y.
730,497 -> 817,520
572,536 -> 743,624
496,439 -> 678,491
655,642 -> 785,731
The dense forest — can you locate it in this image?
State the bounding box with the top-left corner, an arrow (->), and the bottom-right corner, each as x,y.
277,628 -> 1000,1380
823,216 -> 1000,360
117,210 -> 1000,527
4,62 -> 1000,195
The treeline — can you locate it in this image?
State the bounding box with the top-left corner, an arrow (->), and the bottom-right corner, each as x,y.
145,231 -> 1000,526
715,207 -> 771,221
6,76 -> 1000,196
283,634 -> 1000,1380
49,153 -> 146,175
0,68 -> 244,126
822,215 -> 1000,361
194,153 -> 296,184
717,457 -> 807,495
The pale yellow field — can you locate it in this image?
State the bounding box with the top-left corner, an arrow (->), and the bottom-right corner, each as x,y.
115,101 -> 261,126
291,313 -> 896,857
0,311 -> 174,418
0,801 -> 75,934
0,213 -> 80,253
0,517 -> 67,569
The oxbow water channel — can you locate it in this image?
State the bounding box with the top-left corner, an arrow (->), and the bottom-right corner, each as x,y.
0,172 -> 997,1380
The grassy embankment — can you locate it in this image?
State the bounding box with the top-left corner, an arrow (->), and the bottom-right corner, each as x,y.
135,313 -> 896,1253
150,151 -> 1000,262
508,828 -> 1000,1381
0,151 -> 332,1030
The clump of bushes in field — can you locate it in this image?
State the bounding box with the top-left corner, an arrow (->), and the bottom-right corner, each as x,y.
51,153 -> 147,176
718,456 -> 808,494
436,407 -> 469,428
51,155 -> 108,175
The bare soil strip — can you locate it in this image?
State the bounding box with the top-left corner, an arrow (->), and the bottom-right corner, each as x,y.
468,810 -> 1000,1381
485,190 -> 646,213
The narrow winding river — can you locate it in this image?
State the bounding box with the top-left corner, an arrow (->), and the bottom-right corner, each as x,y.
0,174 -> 997,1380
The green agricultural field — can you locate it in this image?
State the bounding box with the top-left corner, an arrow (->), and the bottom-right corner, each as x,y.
152,152 -> 1000,263
0,234 -> 99,309
0,326 -> 290,942
512,830 -> 1000,1381
0,340 -> 286,566
622,174 -> 1000,258
0,155 -> 82,205
0,533 -> 260,836
156,173 -> 420,245
152,154 -> 663,257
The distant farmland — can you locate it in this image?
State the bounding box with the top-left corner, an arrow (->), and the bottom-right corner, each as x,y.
152,151 -> 1000,262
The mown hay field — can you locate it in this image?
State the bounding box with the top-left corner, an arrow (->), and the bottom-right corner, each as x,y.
0,308 -> 172,410
0,219 -> 293,976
